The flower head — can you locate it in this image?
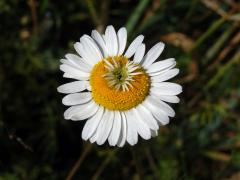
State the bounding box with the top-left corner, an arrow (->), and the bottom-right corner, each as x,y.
58,25 -> 182,146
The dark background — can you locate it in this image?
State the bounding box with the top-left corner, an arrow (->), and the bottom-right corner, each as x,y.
1,0 -> 240,179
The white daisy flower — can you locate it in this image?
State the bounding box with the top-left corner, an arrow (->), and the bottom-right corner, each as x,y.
57,25 -> 182,147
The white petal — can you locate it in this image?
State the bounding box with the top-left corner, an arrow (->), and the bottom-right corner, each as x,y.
117,27 -> 127,55
142,42 -> 165,68
74,42 -> 95,66
57,81 -> 87,94
86,81 -> 91,91
96,110 -> 114,145
60,59 -> 81,71
79,39 -> 99,64
80,35 -> 103,63
89,109 -> 104,143
133,43 -> 145,64
148,62 -> 176,77
151,68 -> 179,82
136,104 -> 159,130
132,109 -> 151,140
142,97 -> 171,125
64,101 -> 89,120
60,64 -> 90,80
65,54 -> 92,72
82,106 -> 104,140
90,130 -> 98,143
146,96 -> 175,117
151,82 -> 182,96
154,97 -> 176,117
108,111 -> 122,146
91,30 -> 108,57
147,58 -> 175,74
71,102 -> 99,121
151,130 -> 158,137
117,112 -> 127,147
62,73 -> 89,81
62,92 -> 92,106
155,95 -> 180,103
124,35 -> 144,58
125,110 -> 138,146
64,100 -> 94,120
105,25 -> 118,56
63,73 -> 75,79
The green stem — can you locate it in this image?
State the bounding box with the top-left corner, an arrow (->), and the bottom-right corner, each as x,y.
125,0 -> 150,37
85,0 -> 99,26
192,18 -> 226,50
206,51 -> 240,89
203,24 -> 237,65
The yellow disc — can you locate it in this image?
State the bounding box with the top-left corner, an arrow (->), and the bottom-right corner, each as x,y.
90,56 -> 150,111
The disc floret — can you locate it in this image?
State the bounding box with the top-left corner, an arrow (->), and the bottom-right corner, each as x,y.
103,56 -> 142,91
90,56 -> 150,111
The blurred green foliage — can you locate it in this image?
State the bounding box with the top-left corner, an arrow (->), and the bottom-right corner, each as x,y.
1,0 -> 240,179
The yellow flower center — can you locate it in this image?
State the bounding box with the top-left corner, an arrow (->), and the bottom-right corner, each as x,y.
90,56 -> 150,111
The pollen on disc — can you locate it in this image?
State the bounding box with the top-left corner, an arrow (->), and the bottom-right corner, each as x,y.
90,56 -> 150,111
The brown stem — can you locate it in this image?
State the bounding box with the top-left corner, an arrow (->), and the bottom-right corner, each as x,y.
131,147 -> 143,180
91,149 -> 117,180
97,0 -> 110,33
145,147 -> 159,180
207,30 -> 240,71
27,0 -> 38,35
65,143 -> 92,180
